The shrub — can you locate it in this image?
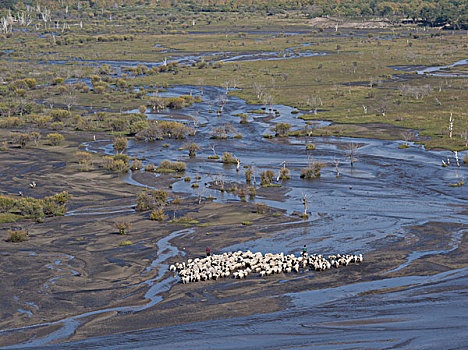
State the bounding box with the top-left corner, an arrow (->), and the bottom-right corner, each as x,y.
0,195 -> 16,213
144,163 -> 156,172
53,77 -> 65,85
115,222 -> 130,235
222,152 -> 237,164
112,159 -> 130,173
15,198 -> 44,218
273,123 -> 291,137
184,142 -> 201,157
50,109 -> 71,121
102,156 -> 129,173
300,161 -> 325,179
136,190 -> 167,211
256,202 -> 268,214
76,151 -> 92,170
6,228 -> 29,242
136,121 -> 189,141
150,208 -> 165,221
113,136 -> 128,153
119,240 -> 133,246
260,170 -> 275,186
131,159 -> 143,171
47,133 -> 65,146
306,143 -> 316,150
245,167 -> 253,183
156,160 -> 186,173
42,191 -> 72,216
0,117 -> 24,128
11,133 -> 31,148
279,167 -> 290,180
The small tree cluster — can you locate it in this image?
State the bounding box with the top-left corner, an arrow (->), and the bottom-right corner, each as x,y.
156,160 -> 186,173
136,190 -> 168,211
300,160 -> 325,179
221,152 -> 238,164
260,170 -> 275,186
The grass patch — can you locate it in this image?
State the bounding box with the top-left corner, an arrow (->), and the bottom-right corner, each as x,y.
0,213 -> 23,223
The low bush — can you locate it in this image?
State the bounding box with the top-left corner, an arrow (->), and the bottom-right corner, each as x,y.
150,208 -> 165,221
131,159 -> 143,171
273,123 -> 291,137
222,152 -> 237,164
300,161 -> 325,179
6,228 -> 29,242
156,160 -> 186,173
260,170 -> 275,186
136,190 -> 168,211
115,222 -> 130,235
47,133 -> 65,146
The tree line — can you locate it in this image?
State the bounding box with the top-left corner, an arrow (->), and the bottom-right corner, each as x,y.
2,0 -> 467,29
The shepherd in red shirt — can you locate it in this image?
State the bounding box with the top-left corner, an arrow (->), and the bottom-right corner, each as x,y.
206,247 -> 211,257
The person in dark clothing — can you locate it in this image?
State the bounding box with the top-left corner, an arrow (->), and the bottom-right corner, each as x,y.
206,246 -> 211,257
302,245 -> 308,257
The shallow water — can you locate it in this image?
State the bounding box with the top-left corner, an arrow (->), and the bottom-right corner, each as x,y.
3,78 -> 467,347
38,267 -> 468,349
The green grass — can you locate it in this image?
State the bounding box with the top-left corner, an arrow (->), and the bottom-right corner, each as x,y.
1,13 -> 466,151
0,213 -> 23,223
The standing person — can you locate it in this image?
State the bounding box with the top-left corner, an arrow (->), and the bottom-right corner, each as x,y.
206,246 -> 211,257
302,244 -> 308,257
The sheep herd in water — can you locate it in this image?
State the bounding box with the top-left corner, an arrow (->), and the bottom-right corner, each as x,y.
169,250 -> 363,284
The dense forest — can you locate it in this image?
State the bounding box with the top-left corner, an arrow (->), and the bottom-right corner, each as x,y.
1,0 -> 467,28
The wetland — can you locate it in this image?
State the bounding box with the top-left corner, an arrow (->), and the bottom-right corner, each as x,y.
0,2 -> 467,349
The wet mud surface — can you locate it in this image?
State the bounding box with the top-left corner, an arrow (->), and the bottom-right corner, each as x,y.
0,68 -> 467,347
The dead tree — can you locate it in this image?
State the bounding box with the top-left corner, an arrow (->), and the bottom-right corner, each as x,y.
301,193 -> 310,218
347,142 -> 359,167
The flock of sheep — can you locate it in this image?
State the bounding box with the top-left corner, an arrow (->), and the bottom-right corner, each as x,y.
169,250 -> 363,284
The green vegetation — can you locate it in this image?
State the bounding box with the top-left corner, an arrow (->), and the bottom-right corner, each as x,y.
6,228 -> 29,242
113,136 -> 128,154
0,191 -> 72,222
136,190 -> 167,211
156,160 -> 186,173
103,154 -> 130,173
119,240 -> 133,246
115,222 -> 130,235
47,133 -> 65,146
221,152 -> 238,164
260,170 -> 275,186
0,2 -> 466,153
150,208 -> 166,221
300,161 -> 325,179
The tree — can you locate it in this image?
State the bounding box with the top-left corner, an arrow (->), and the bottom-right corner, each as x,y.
113,136 -> 128,154
184,142 -> 201,157
347,142 -> 359,167
47,133 -> 65,146
273,123 -> 291,137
